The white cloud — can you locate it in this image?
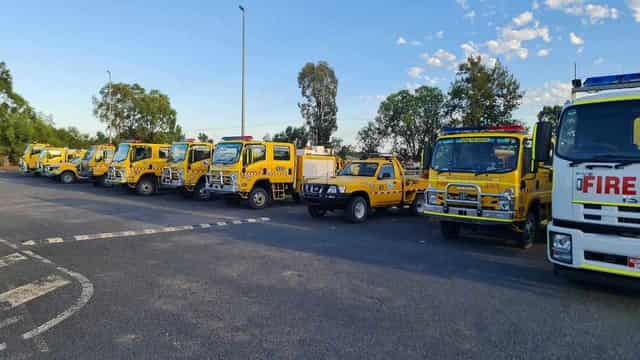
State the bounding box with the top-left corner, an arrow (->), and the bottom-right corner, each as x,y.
408,66 -> 425,79
396,36 -> 407,45
436,30 -> 445,39
577,46 -> 584,54
593,57 -> 604,64
410,40 -> 423,46
424,75 -> 443,85
434,49 -> 457,62
522,81 -> 572,106
485,24 -> 551,60
569,32 -> 584,45
533,0 -> 540,10
459,41 -> 498,67
513,11 -> 534,26
456,0 -> 469,10
545,0 -> 620,23
421,49 -> 458,67
465,10 -> 476,19
537,48 -> 551,56
427,57 -> 443,66
629,0 -> 640,21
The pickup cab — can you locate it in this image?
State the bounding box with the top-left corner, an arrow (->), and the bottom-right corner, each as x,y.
303,156 -> 428,223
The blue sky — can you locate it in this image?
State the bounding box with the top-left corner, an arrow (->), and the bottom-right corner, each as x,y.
2,0 -> 639,144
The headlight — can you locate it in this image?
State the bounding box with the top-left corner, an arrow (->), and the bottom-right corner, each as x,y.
550,232 -> 572,264
428,192 -> 438,205
326,186 -> 338,194
498,189 -> 515,211
230,173 -> 237,182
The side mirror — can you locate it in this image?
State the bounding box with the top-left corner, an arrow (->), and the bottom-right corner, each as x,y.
532,121 -> 553,170
422,146 -> 432,170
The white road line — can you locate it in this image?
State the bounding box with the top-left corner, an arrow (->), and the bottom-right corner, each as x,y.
46,237 -> 64,244
247,218 -> 257,223
74,235 -> 90,241
217,221 -> 227,226
143,229 -> 157,234
260,217 -> 271,221
0,315 -> 22,329
162,227 -> 178,232
0,342 -> 6,351
199,224 -> 211,228
232,220 -> 242,224
22,240 -> 36,246
0,253 -> 27,269
0,275 -> 71,310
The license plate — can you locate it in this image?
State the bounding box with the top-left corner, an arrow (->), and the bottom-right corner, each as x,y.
628,257 -> 640,269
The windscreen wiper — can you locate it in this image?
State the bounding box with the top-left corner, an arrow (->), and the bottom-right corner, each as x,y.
569,154 -> 634,168
614,159 -> 640,169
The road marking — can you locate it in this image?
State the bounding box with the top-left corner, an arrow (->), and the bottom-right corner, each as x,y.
19,217 -> 271,246
0,275 -> 71,310
0,342 -> 5,351
0,253 -> 27,269
0,316 -> 22,329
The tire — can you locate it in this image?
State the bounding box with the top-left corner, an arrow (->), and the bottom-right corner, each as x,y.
248,187 -> 270,209
136,176 -> 156,196
193,180 -> 211,201
60,171 -> 75,184
519,211 -> 538,249
410,193 -> 426,216
440,221 -> 460,240
308,206 -> 326,218
179,187 -> 193,198
346,196 -> 368,223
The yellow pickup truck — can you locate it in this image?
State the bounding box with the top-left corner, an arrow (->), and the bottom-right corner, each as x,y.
423,125 -> 552,248
303,155 -> 428,223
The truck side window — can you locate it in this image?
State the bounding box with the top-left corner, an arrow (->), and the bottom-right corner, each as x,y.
273,146 -> 290,161
104,150 -> 113,162
191,147 -> 211,162
159,148 -> 169,159
379,164 -> 395,179
244,144 -> 266,165
134,146 -> 152,162
522,146 -> 532,176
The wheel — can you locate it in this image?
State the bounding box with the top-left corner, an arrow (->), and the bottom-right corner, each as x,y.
346,196 -> 368,223
248,187 -> 270,209
193,181 -> 211,201
136,177 -> 156,196
519,211 -> 538,249
440,221 -> 460,240
410,193 -> 426,216
179,187 -> 193,198
93,175 -> 104,187
60,171 -> 75,184
308,206 -> 326,218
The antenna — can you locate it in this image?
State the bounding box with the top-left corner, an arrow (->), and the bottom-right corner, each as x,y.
574,62 -> 577,81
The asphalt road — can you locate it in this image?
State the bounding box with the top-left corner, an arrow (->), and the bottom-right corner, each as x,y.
0,170 -> 639,359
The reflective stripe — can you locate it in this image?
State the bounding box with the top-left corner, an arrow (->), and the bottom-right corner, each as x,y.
575,95 -> 640,105
581,263 -> 640,278
573,200 -> 640,208
423,210 -> 514,223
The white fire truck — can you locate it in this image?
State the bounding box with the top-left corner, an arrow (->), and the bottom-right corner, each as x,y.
547,73 -> 640,280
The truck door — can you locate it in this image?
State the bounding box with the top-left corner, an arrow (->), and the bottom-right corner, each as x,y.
188,145 -> 212,184
270,144 -> 295,184
377,163 -> 403,206
242,143 -> 267,186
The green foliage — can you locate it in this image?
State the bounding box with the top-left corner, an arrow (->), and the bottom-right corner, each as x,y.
371,86 -> 446,160
197,132 -> 210,142
537,105 -> 562,134
298,61 -> 338,146
357,121 -> 384,154
446,56 -> 523,127
92,82 -> 180,143
272,126 -> 309,148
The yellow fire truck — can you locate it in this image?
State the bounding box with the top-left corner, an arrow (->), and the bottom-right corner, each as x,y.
107,141 -> 170,196
205,136 -> 339,209
161,140 -> 214,200
38,148 -> 85,177
49,144 -> 115,185
423,125 -> 553,248
19,143 -> 50,174
302,155 -> 429,223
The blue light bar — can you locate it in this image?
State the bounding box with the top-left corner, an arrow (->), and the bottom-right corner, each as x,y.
439,127 -> 485,135
221,136 -> 253,141
583,73 -> 640,87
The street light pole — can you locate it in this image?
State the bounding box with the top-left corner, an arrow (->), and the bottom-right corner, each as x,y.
106,70 -> 112,143
239,5 -> 246,137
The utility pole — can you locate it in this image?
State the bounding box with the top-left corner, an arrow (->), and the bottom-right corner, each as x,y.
239,5 -> 246,136
107,70 -> 113,143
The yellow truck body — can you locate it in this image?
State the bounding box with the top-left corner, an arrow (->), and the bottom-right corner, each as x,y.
205,137 -> 338,209
303,156 -> 429,223
423,126 -> 552,248
38,148 -> 85,177
107,142 -> 170,196
161,141 -> 214,200
19,143 -> 50,173
50,144 -> 115,185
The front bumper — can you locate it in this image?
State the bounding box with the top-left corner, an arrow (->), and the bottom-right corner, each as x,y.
548,221 -> 640,279
106,169 -> 128,184
303,192 -> 351,209
204,174 -> 239,193
423,204 -> 515,224
161,168 -> 184,188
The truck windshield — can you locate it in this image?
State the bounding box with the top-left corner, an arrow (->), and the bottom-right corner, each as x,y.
213,143 -> 242,164
23,145 -> 32,156
113,144 -> 131,163
431,137 -> 519,174
83,146 -> 96,161
169,144 -> 189,163
557,100 -> 640,161
339,162 -> 379,177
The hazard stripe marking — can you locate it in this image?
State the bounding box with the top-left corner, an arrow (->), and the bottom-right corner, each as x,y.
0,275 -> 71,310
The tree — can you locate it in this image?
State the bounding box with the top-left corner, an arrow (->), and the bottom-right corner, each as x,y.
297,61 -> 338,146
357,121 -> 384,154
272,126 -> 309,148
537,105 -> 562,134
197,132 -> 210,142
372,86 -> 446,160
446,56 -> 523,127
92,83 -> 180,143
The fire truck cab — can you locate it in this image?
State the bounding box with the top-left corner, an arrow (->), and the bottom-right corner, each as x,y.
51,144 -> 115,185
424,125 -> 553,248
548,73 -> 640,280
20,143 -> 50,174
107,141 -> 170,196
39,148 -> 85,177
161,140 -> 214,200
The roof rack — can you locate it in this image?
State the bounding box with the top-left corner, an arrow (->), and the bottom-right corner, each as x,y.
572,72 -> 640,94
